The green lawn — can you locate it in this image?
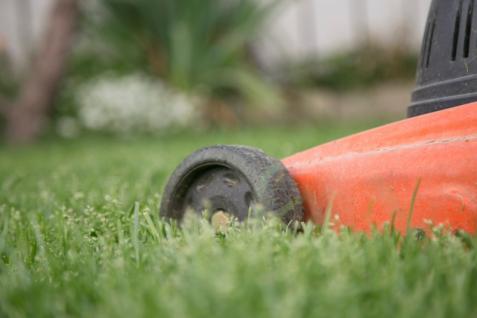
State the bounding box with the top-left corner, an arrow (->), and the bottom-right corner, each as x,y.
1,123 -> 476,318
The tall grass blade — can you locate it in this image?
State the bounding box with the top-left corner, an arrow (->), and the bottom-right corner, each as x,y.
406,178 -> 422,237
132,201 -> 140,265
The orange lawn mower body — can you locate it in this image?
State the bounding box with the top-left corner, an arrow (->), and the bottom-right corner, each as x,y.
160,0 -> 477,234
283,102 -> 477,234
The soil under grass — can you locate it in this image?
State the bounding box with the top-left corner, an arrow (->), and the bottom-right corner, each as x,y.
0,123 -> 476,318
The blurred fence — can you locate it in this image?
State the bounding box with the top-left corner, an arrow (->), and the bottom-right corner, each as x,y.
256,0 -> 432,67
0,0 -> 432,73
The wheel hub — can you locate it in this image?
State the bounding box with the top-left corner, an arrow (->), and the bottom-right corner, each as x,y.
182,167 -> 254,220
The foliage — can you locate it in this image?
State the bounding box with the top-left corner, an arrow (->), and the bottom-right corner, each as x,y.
285,44 -> 418,91
0,53 -> 16,133
1,125 -> 476,317
0,53 -> 17,103
86,0 -> 279,104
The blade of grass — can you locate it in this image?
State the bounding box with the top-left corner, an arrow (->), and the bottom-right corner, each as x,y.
132,201 -> 140,266
406,178 -> 422,237
143,209 -> 160,241
322,193 -> 336,233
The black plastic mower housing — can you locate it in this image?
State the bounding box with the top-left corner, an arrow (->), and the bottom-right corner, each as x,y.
409,0 -> 477,117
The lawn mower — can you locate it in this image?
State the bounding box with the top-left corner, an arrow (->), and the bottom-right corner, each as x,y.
160,0 -> 477,234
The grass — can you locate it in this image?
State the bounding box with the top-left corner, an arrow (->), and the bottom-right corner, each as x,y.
0,123 -> 476,318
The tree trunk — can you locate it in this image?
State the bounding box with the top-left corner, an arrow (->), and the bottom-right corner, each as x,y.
6,0 -> 79,144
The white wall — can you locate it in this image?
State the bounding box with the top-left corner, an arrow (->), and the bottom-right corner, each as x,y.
0,0 -> 54,72
256,0 -> 432,66
0,0 -> 432,72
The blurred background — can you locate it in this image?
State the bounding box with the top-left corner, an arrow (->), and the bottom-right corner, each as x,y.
0,0 -> 431,144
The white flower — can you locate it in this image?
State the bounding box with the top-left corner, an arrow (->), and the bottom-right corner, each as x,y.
75,74 -> 199,134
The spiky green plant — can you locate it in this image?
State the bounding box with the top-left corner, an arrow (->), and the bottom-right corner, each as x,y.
95,0 -> 279,104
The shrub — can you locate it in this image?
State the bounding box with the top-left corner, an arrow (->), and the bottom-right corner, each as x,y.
91,0 -> 278,104
283,44 -> 418,91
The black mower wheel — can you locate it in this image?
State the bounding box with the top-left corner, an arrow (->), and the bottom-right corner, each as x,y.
160,145 -> 303,224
